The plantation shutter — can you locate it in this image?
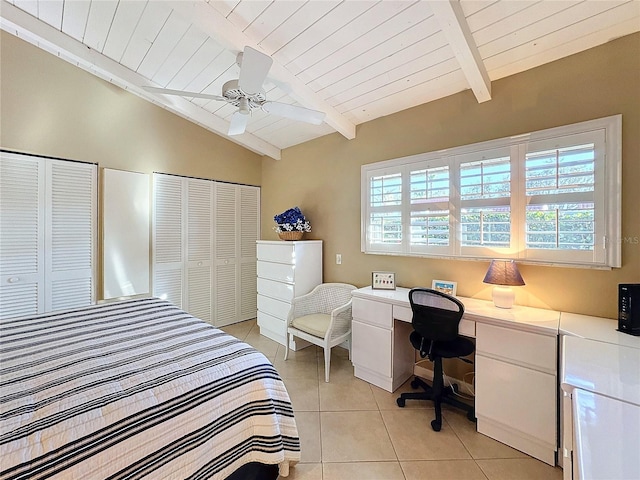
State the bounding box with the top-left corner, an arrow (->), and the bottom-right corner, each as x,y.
521,130 -> 606,265
365,168 -> 403,254
457,147 -> 514,258
409,164 -> 450,254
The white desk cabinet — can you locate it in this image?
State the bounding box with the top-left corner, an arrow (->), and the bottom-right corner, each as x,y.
256,240 -> 322,347
351,297 -> 415,392
475,323 -> 558,466
351,286 -> 560,466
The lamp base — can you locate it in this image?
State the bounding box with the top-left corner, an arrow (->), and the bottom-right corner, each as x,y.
492,286 -> 515,309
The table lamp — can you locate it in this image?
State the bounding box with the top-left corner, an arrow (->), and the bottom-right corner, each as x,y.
483,260 -> 525,309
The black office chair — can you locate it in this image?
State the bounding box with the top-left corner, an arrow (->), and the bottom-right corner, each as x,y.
396,288 -> 475,432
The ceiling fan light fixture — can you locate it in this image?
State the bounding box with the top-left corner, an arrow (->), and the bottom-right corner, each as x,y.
238,97 -> 250,115
143,47 -> 325,136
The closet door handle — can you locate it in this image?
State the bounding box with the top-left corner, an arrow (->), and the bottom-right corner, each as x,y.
7,277 -> 20,283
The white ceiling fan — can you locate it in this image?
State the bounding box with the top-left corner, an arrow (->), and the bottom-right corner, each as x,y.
144,46 -> 326,136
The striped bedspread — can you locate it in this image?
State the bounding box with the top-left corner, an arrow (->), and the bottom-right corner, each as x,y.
0,297 -> 300,479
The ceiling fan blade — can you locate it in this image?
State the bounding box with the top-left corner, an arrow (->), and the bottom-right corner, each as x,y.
143,86 -> 226,102
228,111 -> 249,136
238,46 -> 273,95
263,102 -> 326,125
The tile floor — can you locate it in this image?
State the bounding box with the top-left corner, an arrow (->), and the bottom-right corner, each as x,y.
221,319 -> 563,480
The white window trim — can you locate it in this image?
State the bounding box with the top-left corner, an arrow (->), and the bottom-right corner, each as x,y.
361,115 -> 622,269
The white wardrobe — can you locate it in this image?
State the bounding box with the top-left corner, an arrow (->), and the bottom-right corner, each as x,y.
0,151 -> 97,319
152,173 -> 259,327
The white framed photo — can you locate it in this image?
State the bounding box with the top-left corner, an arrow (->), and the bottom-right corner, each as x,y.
432,279 -> 457,296
372,271 -> 396,290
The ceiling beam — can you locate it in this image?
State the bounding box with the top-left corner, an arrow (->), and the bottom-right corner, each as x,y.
0,1 -> 281,160
429,0 -> 491,103
166,0 -> 357,140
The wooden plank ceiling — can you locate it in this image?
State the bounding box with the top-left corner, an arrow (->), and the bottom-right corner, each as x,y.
2,0 -> 638,160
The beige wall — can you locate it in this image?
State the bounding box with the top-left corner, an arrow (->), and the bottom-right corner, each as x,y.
262,33 -> 640,319
1,31 -> 262,299
1,30 -> 638,318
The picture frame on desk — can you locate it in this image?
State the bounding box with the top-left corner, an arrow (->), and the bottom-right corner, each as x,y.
432,279 -> 457,296
372,271 -> 396,290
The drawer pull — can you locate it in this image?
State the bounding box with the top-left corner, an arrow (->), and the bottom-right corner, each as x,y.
7,277 -> 20,284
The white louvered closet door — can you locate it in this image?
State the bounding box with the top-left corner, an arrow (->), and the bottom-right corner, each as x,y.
185,178 -> 213,323
214,183 -> 238,326
46,160 -> 96,312
239,186 -> 259,321
153,174 -> 183,307
0,153 -> 45,318
1,152 -> 96,319
152,174 -> 259,326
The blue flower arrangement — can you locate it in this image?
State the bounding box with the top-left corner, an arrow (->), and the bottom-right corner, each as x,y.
273,206 -> 311,233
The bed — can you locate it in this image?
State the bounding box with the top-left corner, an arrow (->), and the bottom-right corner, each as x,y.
0,297 -> 300,479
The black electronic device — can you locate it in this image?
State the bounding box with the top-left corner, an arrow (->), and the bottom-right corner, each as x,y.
618,283 -> 640,336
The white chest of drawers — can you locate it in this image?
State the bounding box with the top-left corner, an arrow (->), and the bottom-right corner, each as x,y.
256,240 -> 322,347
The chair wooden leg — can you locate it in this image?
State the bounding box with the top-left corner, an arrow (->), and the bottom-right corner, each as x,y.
284,332 -> 290,361
324,347 -> 330,382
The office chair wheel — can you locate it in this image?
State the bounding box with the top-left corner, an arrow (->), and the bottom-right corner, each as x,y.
396,398 -> 406,408
430,420 -> 441,432
410,378 -> 420,389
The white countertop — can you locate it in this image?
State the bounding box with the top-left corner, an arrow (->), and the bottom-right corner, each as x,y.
573,389 -> 640,480
560,311 -> 640,349
352,286 -> 560,336
561,335 -> 640,405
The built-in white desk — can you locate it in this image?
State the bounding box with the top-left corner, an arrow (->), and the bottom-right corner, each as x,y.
351,286 -> 560,465
559,314 -> 640,480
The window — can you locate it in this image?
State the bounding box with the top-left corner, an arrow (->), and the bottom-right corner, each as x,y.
361,115 -> 621,268
410,165 -> 450,253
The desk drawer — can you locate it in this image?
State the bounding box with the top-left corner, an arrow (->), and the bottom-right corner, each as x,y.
393,305 -> 412,322
393,305 -> 475,337
476,323 -> 556,373
459,319 -> 475,338
353,297 -> 393,329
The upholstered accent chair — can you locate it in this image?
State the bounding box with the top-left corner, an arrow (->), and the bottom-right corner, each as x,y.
284,283 -> 356,382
